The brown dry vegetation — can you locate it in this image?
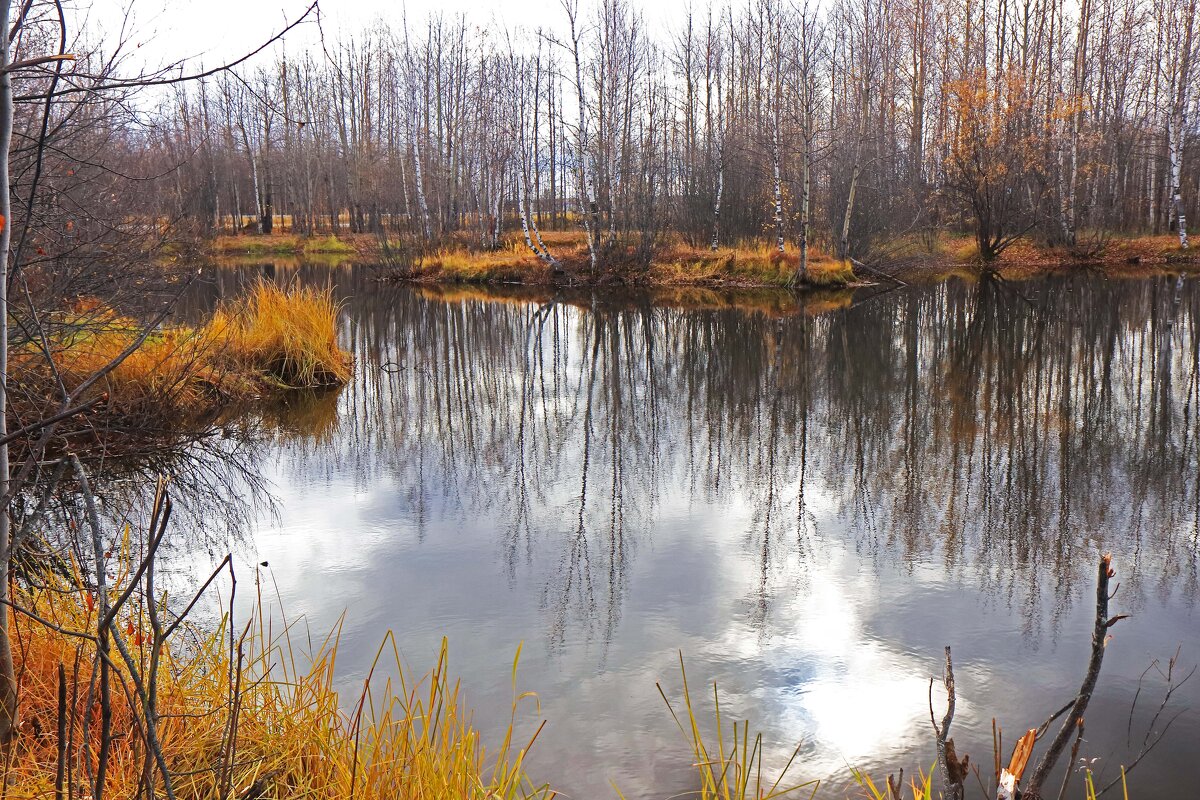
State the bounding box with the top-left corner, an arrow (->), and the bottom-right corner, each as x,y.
866,232 -> 1200,283
5,562 -> 549,800
9,282 -> 352,455
210,230 -> 1200,290
211,232 -> 859,288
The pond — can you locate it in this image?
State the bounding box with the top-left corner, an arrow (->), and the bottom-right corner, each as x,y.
177,264 -> 1200,798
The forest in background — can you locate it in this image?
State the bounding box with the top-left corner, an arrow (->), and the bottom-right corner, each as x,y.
148,0 -> 1200,271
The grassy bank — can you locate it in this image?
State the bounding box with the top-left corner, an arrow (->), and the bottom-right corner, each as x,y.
210,229 -> 1200,289
210,232 -> 858,288
213,233 -> 360,258
9,282 -> 352,451
878,232 -> 1200,283
6,567 -> 549,799
400,238 -> 857,288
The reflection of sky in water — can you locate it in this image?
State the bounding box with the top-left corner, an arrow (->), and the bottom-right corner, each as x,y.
175,271 -> 1200,799
240,464 -> 947,794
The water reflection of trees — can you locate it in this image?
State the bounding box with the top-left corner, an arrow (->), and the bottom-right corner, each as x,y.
236,267 -> 1200,643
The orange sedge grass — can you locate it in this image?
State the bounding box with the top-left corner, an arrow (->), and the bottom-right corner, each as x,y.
29,308 -> 230,418
13,282 -> 352,433
5,547 -> 552,800
403,234 -> 856,288
209,280 -> 352,388
655,242 -> 855,287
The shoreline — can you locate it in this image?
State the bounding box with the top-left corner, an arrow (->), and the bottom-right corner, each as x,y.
208,231 -> 1200,291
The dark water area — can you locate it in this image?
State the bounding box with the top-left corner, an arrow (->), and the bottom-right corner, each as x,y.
174,263 -> 1200,798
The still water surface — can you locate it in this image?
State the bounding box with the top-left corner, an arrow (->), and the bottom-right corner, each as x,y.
181,266 -> 1200,798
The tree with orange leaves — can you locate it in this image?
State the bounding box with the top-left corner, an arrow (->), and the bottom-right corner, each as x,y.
942,69 -> 1046,262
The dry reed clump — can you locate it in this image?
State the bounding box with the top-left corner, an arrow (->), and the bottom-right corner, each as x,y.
656,243 -> 855,287
7,283 -> 352,450
391,234 -> 857,288
6,560 -> 552,800
28,312 -> 226,419
208,281 -> 352,388
423,243 -> 547,280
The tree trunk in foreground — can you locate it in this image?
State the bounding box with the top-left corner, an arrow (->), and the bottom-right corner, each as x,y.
0,0 -> 18,746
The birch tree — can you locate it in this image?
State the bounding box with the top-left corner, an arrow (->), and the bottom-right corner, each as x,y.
1164,0 -> 1197,247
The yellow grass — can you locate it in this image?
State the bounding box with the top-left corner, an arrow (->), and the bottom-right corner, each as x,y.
654,242 -> 854,287
213,234 -> 360,258
302,235 -> 357,255
5,555 -> 551,799
209,281 -> 352,388
850,764 -> 934,800
209,228 -> 860,288
424,242 -> 547,280
37,310 -> 229,417
403,236 -> 856,288
14,283 -> 352,432
644,655 -> 818,800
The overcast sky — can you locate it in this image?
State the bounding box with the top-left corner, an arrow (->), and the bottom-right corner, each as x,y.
89,0 -> 688,75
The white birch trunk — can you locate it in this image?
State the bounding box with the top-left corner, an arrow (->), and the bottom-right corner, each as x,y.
0,0 -> 16,743
1169,0 -> 1196,248
773,110 -> 785,252
412,111 -> 433,240
518,166 -> 561,268
232,180 -> 242,232
249,154 -> 263,233
840,99 -> 867,260
239,121 -> 264,233
475,164 -> 488,247
797,133 -> 811,283
841,158 -> 862,260
1057,115 -> 1072,243
568,8 -> 598,274
1170,112 -> 1189,247
399,145 -> 412,225
710,72 -> 724,251
1148,159 -> 1157,230
1060,0 -> 1088,246
491,170 -> 503,249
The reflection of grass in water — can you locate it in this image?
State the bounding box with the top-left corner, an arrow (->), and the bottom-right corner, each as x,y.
214,252 -> 356,270
259,387 -> 343,441
413,283 -> 856,318
9,563 -> 552,799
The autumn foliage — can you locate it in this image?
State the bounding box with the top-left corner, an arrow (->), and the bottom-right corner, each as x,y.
4,556 -> 549,799
943,69 -> 1046,261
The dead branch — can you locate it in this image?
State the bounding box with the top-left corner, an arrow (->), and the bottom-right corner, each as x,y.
1023,553 -> 1121,799
932,646 -> 968,800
